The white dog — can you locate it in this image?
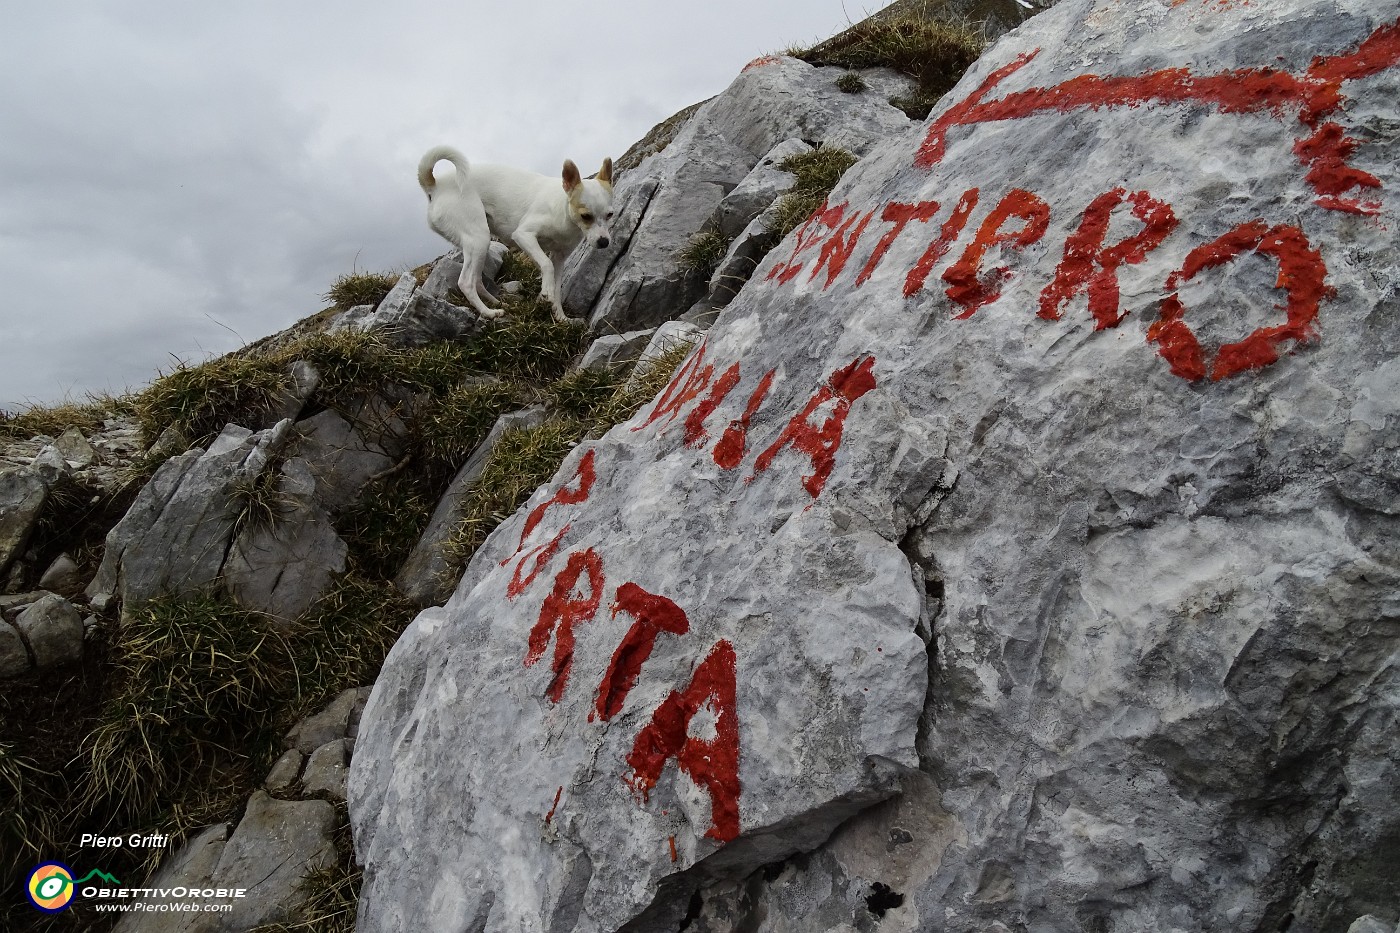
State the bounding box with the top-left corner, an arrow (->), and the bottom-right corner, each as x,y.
418,147 -> 505,319
418,145 -> 615,322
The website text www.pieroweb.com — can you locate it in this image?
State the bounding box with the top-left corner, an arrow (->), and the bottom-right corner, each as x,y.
24,833 -> 246,916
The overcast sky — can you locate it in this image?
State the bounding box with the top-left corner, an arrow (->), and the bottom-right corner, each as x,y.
0,0 -> 871,413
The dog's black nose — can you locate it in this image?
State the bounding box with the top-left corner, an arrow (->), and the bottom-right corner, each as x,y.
596,237 -> 610,249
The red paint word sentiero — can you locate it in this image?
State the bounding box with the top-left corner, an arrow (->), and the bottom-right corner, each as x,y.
765,19 -> 1399,382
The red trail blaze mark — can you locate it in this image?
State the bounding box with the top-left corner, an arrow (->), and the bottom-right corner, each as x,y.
507,525 -> 569,599
752,357 -> 878,498
713,369 -> 777,470
545,786 -> 563,824
668,835 -> 678,863
594,583 -> 691,722
625,640 -> 741,844
857,200 -> 941,287
1148,221 -> 1329,381
904,189 -> 980,298
505,450 -> 596,562
915,20 -> 1400,212
743,55 -> 783,72
1038,188 -> 1179,329
942,189 -> 1051,318
525,549 -> 605,703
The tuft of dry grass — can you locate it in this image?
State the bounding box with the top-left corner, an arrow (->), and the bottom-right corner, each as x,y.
770,146 -> 861,237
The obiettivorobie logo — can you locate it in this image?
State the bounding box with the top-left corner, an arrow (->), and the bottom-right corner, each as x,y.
26,863 -> 122,913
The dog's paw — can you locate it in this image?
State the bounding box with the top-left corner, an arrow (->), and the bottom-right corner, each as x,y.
478,308 -> 505,321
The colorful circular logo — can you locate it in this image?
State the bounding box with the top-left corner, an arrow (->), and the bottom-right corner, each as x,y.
27,863 -> 75,912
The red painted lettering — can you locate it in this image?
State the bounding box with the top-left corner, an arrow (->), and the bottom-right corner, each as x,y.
904,189 -> 979,298
713,369 -> 777,470
636,340 -> 715,433
857,200 -> 941,287
752,356 -> 878,498
506,524 -> 569,599
524,549 -> 605,703
594,583 -> 691,722
1038,188 -> 1179,329
811,208 -> 876,288
683,363 -> 742,448
914,20 -> 1400,213
504,449 -> 596,563
624,639 -> 741,843
942,189 -> 1051,318
767,202 -> 846,285
1293,123 -> 1383,215
1148,221 -> 1329,381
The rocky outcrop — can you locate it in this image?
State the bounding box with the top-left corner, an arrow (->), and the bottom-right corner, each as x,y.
350,2 -> 1400,933
87,421 -> 293,610
563,56 -> 920,333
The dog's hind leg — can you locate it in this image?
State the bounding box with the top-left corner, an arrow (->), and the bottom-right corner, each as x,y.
458,246 -> 503,319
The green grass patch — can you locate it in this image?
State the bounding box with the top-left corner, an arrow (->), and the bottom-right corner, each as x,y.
0,397 -> 121,441
771,146 -> 861,237
793,7 -> 985,107
323,271 -> 400,311
836,71 -> 867,93
677,228 -> 732,278
133,354 -> 291,448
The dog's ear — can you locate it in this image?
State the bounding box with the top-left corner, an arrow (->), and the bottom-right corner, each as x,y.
562,160 -> 582,193
597,157 -> 613,191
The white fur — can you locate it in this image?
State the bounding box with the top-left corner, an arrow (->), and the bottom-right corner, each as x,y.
418,146 -> 504,319
418,145 -> 615,322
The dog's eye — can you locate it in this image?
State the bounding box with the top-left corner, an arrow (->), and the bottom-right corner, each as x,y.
580,213 -> 595,224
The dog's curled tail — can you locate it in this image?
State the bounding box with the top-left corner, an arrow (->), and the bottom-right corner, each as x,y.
417,145 -> 471,198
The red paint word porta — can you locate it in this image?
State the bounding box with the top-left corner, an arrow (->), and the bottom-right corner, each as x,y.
512,542 -> 742,844
635,339 -> 878,496
916,19 -> 1400,215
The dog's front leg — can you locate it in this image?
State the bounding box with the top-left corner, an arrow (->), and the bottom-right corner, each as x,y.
513,231 -> 569,322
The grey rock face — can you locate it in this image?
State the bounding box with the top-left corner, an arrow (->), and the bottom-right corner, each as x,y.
38,552 -> 84,597
87,421 -> 293,609
0,468 -> 46,579
301,739 -> 350,800
53,426 -> 96,469
396,406 -> 550,608
566,55 -> 916,334
224,458 -> 348,622
287,410 -> 395,513
351,1 -> 1400,931
265,749 -> 304,794
330,272 -> 487,347
0,619 -> 29,677
189,791 -> 337,932
14,593 -> 83,668
712,138 -> 809,240
576,328 -> 658,373
285,686 -> 373,755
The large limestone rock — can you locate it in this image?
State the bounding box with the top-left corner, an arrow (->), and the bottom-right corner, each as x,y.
352,2 -> 1400,932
